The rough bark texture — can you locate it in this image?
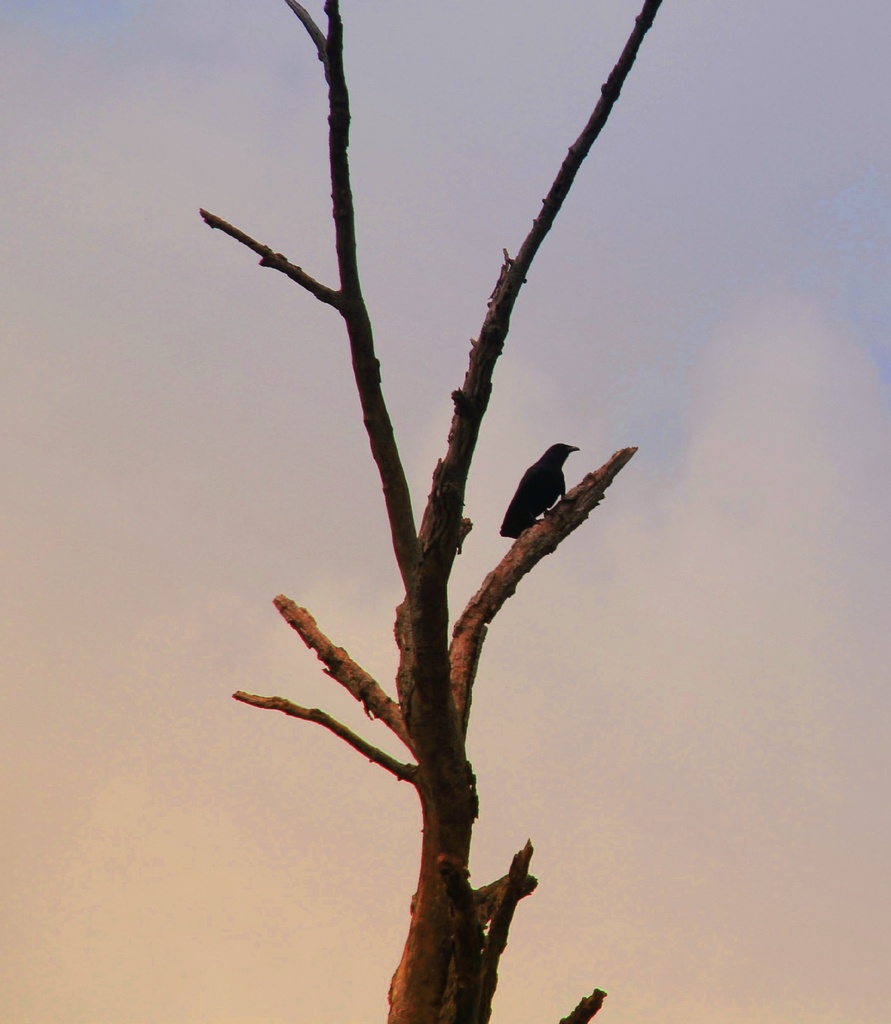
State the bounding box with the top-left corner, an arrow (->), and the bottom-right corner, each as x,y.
200,1 -> 664,1021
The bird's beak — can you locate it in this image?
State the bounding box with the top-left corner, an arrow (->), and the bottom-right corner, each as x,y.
570,445 -> 580,452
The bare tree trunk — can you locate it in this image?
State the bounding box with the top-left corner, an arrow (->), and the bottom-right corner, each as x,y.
388,792 -> 475,1024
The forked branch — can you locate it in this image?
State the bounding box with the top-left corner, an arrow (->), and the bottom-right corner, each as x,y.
478,840 -> 535,1024
232,691 -> 416,782
274,595 -> 410,748
474,868 -> 538,927
200,0 -> 420,592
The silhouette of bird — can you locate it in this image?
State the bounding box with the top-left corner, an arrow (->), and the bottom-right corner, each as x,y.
500,443 -> 579,538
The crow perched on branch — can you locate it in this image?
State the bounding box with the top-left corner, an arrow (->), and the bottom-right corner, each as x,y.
500,443 -> 579,538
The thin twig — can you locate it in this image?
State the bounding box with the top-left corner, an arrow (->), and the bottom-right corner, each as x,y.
233,691 -> 416,781
199,209 -> 342,308
280,0 -> 330,82
497,0 -> 665,307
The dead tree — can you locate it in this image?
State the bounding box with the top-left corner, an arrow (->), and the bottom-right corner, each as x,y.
200,2 -> 663,1021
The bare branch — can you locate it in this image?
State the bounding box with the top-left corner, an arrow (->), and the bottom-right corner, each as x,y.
274,595 -> 411,749
322,0 -> 420,589
233,691 -> 416,782
558,989 -> 608,1024
280,0 -> 330,82
199,209 -> 342,308
478,840 -> 535,1024
492,0 -> 664,314
417,0 -> 664,584
450,447 -> 637,726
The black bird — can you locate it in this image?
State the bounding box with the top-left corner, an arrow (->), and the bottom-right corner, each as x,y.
500,443 -> 579,538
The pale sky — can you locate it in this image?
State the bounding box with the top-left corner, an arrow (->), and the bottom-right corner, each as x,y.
2,2 -> 891,1023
